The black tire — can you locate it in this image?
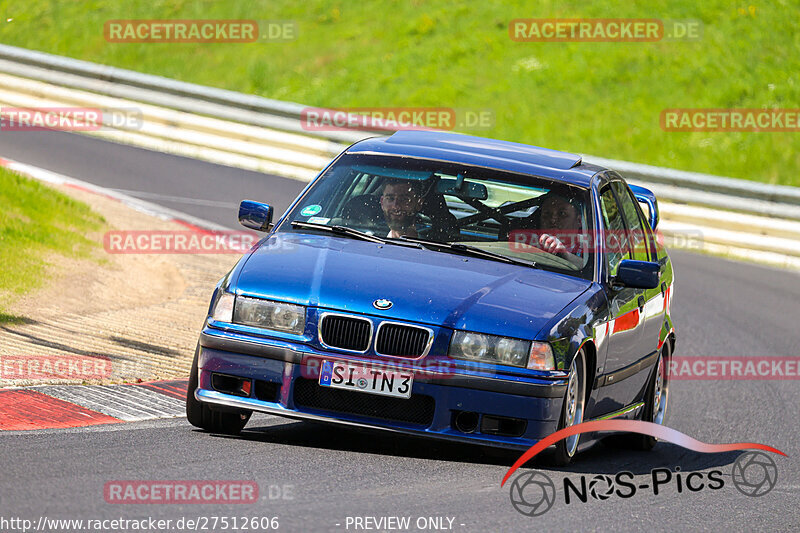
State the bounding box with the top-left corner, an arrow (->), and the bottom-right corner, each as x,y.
186,343 -> 251,435
628,341 -> 670,450
550,348 -> 587,466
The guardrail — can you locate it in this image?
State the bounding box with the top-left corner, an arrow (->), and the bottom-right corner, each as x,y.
0,43 -> 364,145
1,45 -> 799,202
0,43 -> 798,269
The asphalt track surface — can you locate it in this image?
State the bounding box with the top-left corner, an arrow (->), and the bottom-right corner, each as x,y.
1,131 -> 798,532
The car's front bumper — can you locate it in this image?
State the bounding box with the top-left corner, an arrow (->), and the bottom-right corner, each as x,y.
195,328 -> 569,450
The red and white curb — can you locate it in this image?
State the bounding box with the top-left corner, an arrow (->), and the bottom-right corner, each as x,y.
0,158 -> 216,431
0,380 -> 188,431
0,157 -> 242,432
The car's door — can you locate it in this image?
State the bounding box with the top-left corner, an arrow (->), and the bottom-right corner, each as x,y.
612,180 -> 665,354
598,183 -> 644,406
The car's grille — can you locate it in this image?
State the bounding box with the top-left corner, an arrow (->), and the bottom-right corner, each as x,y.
293,378 -> 435,426
376,323 -> 431,358
320,315 -> 371,352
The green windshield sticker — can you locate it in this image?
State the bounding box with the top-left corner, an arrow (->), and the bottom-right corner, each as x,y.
300,204 -> 322,216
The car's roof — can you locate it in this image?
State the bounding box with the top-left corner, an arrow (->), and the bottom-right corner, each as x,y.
346,130 -> 606,188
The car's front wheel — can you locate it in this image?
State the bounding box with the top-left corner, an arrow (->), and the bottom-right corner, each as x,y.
551,348 -> 587,465
186,343 -> 251,435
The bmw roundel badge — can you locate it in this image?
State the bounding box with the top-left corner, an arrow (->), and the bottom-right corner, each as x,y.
373,299 -> 393,310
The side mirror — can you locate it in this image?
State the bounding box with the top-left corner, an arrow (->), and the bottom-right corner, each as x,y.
239,200 -> 273,232
614,259 -> 660,289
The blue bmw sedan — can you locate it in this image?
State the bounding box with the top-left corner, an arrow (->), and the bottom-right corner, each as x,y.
187,130 -> 675,464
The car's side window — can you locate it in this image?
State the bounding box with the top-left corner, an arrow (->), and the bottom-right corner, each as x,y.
630,193 -> 658,261
611,181 -> 651,262
599,184 -> 631,277
637,206 -> 658,260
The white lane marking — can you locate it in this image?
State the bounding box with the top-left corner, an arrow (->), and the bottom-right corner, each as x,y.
108,188 -> 239,208
0,159 -> 233,231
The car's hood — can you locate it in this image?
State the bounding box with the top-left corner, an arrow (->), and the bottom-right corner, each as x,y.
235,232 -> 591,340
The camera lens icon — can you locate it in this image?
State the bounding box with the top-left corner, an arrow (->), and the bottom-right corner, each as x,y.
731,451 -> 778,497
588,474 -> 615,500
509,471 -> 556,516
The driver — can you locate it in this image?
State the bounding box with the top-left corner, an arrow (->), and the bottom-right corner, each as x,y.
379,178 -> 426,238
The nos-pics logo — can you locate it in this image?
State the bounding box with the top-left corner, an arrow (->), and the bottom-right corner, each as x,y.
500,421 -> 784,517
509,451 -> 778,517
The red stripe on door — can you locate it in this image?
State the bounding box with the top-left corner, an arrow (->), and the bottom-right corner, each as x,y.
0,390 -> 121,430
612,308 -> 640,334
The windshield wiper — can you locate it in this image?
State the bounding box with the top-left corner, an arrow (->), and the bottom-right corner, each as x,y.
290,221 -> 422,248
291,220 -> 387,243
396,236 -> 538,268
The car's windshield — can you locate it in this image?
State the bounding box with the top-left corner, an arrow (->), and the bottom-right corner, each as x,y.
279,153 -> 594,280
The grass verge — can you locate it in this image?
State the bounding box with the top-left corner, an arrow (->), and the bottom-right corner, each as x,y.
0,167 -> 105,318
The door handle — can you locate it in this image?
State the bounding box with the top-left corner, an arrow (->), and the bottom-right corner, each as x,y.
637,295 -> 645,309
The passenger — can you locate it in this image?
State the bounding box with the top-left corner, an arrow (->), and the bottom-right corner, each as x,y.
536,193 -> 585,268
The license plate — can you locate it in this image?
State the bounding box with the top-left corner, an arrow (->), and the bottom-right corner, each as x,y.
318,360 -> 413,399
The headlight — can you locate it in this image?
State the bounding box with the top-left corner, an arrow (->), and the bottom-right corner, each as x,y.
233,295 -> 305,335
496,337 -> 529,366
211,291 -> 235,323
449,330 -> 551,369
453,331 -> 489,359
